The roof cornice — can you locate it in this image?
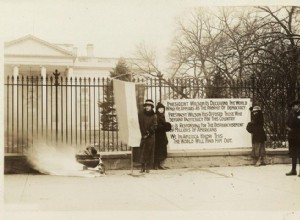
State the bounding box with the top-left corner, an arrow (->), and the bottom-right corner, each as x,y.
4,34 -> 75,57
5,54 -> 75,59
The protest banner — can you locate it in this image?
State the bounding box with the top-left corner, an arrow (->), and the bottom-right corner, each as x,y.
165,98 -> 252,149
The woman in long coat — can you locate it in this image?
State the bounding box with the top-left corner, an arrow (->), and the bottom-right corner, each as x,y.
154,102 -> 170,169
286,100 -> 300,176
250,106 -> 267,166
133,99 -> 157,173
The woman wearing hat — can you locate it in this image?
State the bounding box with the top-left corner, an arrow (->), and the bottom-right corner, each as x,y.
249,106 -> 267,166
133,99 -> 157,173
286,100 -> 300,176
154,102 -> 171,170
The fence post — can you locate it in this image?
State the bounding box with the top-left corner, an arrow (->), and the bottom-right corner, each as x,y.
157,71 -> 163,102
53,69 -> 60,144
251,74 -> 256,105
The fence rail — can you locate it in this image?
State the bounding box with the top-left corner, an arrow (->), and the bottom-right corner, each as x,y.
4,74 -> 300,154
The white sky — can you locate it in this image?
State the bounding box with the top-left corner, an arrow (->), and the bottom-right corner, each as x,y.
1,0 -> 193,61
0,0 -> 293,68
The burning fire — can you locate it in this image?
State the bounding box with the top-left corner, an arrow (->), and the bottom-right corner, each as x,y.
26,141 -> 102,177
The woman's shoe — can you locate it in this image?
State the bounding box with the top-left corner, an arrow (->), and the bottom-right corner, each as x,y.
286,170 -> 297,176
158,165 -> 166,170
254,159 -> 261,167
260,157 -> 267,166
145,164 -> 150,173
260,161 -> 267,166
140,164 -> 145,173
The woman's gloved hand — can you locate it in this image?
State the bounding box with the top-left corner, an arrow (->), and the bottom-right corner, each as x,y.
143,131 -> 150,139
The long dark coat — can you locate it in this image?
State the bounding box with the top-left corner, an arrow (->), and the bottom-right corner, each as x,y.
251,111 -> 267,143
154,103 -> 168,163
286,110 -> 300,158
133,109 -> 157,165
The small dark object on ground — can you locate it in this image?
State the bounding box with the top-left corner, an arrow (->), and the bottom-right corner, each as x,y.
76,146 -> 105,174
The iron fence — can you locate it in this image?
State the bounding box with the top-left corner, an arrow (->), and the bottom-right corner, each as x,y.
4,73 -> 300,154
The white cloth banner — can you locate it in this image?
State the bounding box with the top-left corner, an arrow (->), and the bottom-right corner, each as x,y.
113,79 -> 141,147
165,98 -> 252,149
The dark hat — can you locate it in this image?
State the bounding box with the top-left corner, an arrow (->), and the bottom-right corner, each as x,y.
156,102 -> 165,111
252,106 -> 261,112
289,100 -> 300,107
143,99 -> 154,108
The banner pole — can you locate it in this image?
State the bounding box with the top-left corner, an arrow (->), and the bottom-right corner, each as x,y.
131,147 -> 133,175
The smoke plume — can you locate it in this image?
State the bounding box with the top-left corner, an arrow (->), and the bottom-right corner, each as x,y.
26,141 -> 101,177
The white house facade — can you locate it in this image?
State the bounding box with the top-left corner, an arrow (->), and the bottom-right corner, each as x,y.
4,35 -> 141,150
4,34 -> 135,78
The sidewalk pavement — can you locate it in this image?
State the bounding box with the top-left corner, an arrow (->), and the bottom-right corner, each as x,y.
3,164 -> 300,220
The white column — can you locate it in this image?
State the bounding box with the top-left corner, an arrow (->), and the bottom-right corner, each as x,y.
66,66 -> 79,143
68,67 -> 74,77
41,66 -> 47,138
67,67 -> 74,143
41,66 -> 47,78
13,66 -> 19,83
12,66 -> 19,147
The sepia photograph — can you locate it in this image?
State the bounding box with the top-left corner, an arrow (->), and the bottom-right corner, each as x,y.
1,0 -> 300,219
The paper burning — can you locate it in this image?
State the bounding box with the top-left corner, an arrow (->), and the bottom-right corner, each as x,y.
26,141 -> 103,177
